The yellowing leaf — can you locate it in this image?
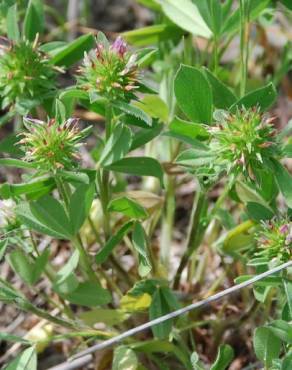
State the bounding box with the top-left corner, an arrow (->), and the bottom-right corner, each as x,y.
26,324 -> 53,353
121,293 -> 152,312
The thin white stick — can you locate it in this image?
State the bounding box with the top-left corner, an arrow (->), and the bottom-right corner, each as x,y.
63,261 -> 292,362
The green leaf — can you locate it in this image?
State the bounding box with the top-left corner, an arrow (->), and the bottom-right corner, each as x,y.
108,197 -> 148,219
174,65 -> 213,124
210,344 -> 234,370
5,347 -> 37,370
62,282 -> 111,307
0,133 -> 23,156
203,68 -> 237,109
191,352 -> 204,370
194,0 -> 222,36
123,24 -> 183,46
136,0 -> 161,11
39,41 -> 67,55
158,0 -> 212,38
0,240 -> 8,261
282,352 -> 292,370
59,88 -> 89,101
96,221 -> 134,264
50,34 -> 95,67
230,83 -> 277,112
7,250 -> 34,285
58,170 -> 91,185
284,280 -> 292,320
130,123 -> 163,151
136,48 -> 158,68
176,148 -> 214,167
112,346 -> 138,370
271,160 -> 292,208
0,176 -> 55,200
16,202 -> 69,240
0,279 -> 23,302
33,249 -> 50,284
169,116 -> 209,140
79,308 -> 127,326
0,111 -> 15,129
253,327 -> 281,367
268,320 -> 292,344
69,183 -> 95,235
235,181 -> 272,210
132,222 -> 152,277
99,124 -> 133,166
7,249 -> 48,286
7,4 -> 20,41
222,0 -> 271,36
235,276 -> 282,287
281,0 -> 292,10
134,95 -> 169,122
30,195 -> 73,239
149,287 -> 179,339
0,332 -> 29,344
0,158 -> 37,170
283,144 -> 292,158
105,157 -> 164,187
222,220 -> 255,254
23,0 -> 44,41
53,250 -> 79,294
113,101 -> 152,127
246,202 -> 274,221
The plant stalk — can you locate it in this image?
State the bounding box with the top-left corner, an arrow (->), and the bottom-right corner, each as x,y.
173,191 -> 207,289
55,176 -> 98,283
239,0 -> 250,97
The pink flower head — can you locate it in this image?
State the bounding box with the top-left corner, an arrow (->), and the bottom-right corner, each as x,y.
111,36 -> 127,58
95,43 -> 105,60
279,224 -> 289,234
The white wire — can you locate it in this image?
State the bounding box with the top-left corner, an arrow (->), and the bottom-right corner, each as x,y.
66,260 -> 292,362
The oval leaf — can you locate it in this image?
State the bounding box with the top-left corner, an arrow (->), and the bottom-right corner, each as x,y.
174,65 -> 213,124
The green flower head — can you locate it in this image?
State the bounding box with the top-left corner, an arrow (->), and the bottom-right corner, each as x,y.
198,108 -> 280,185
0,36 -> 57,113
78,33 -> 140,102
19,117 -> 91,171
254,219 -> 292,263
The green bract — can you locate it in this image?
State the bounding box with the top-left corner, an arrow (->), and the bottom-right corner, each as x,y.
78,34 -> 140,102
197,108 -> 280,185
0,37 -> 57,112
19,117 -> 91,171
253,220 -> 292,263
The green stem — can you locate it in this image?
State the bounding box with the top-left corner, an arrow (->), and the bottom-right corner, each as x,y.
239,0 -> 250,97
160,174 -> 175,269
88,215 -> 103,245
29,231 -> 74,319
72,235 -> 99,283
173,191 -> 207,289
213,35 -> 219,76
173,179 -> 233,289
17,299 -> 78,330
98,104 -> 113,240
55,176 -> 98,283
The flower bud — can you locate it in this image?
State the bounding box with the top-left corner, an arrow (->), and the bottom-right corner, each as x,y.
19,117 -> 91,171
78,33 -> 140,102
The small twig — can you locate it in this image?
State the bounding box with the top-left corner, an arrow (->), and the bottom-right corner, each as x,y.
67,261 -> 292,361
